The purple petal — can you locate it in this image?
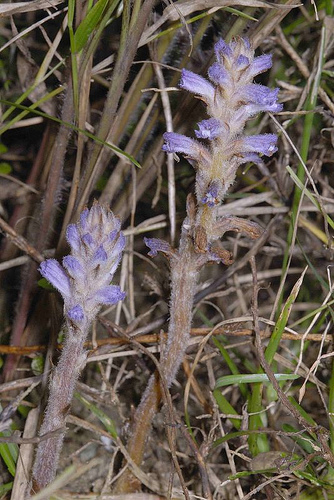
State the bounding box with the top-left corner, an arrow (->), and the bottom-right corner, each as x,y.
67,305 -> 84,322
233,101 -> 283,125
114,232 -> 126,254
39,259 -> 71,298
214,39 -> 233,61
195,118 -> 225,140
208,62 -> 229,86
93,245 -> 108,262
242,38 -> 251,50
248,54 -> 272,77
82,233 -> 94,247
80,208 -> 89,230
144,237 -> 171,257
109,229 -> 118,243
95,285 -> 126,305
238,134 -> 278,156
66,224 -> 80,252
179,69 -> 215,102
162,132 -> 211,163
62,256 -> 84,279
235,152 -> 263,167
201,181 -> 220,207
235,55 -> 249,69
240,84 -> 279,106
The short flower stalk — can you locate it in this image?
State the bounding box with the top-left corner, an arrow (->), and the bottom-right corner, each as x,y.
32,203 -> 125,491
114,37 -> 281,494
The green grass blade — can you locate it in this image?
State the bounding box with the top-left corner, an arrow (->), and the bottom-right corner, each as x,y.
215,373 -> 299,389
74,0 -> 110,53
0,441 -> 17,477
248,270 -> 306,456
75,392 -> 118,438
265,268 -> 307,365
0,482 -> 13,495
213,389 -> 241,430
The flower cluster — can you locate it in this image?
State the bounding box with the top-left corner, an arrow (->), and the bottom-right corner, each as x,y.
163,38 -> 282,212
39,203 -> 126,327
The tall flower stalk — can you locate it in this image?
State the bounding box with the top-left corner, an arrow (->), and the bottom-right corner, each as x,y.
114,37 -> 282,494
32,203 -> 125,491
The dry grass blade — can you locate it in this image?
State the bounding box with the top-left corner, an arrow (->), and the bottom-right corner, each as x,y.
0,0 -> 64,16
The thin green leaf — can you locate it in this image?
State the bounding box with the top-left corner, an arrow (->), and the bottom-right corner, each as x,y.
213,389 -> 241,430
0,482 -> 13,495
74,0 -> 110,53
75,393 -> 118,438
214,373 -> 299,389
265,268 -> 307,365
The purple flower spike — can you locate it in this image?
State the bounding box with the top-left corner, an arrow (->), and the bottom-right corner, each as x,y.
39,259 -> 71,298
162,37 -> 281,207
239,134 -> 278,156
67,305 -> 84,322
95,285 -> 126,305
195,118 -> 225,140
180,69 -> 215,102
144,237 -> 171,257
39,203 -> 125,323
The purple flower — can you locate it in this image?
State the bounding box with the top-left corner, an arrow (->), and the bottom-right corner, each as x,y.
239,85 -> 279,107
39,203 -> 125,324
195,119 -> 225,140
93,245 -> 108,263
214,39 -> 233,62
67,305 -> 84,322
236,152 -> 263,166
237,134 -> 278,156
162,132 -> 211,163
201,181 -> 220,207
63,256 -> 84,279
208,63 -> 230,86
39,260 -> 71,298
82,233 -> 94,247
94,285 -> 126,305
235,55 -> 249,69
180,69 -> 215,102
80,208 -> 89,230
248,54 -> 272,77
144,237 -> 172,257
66,224 -> 80,252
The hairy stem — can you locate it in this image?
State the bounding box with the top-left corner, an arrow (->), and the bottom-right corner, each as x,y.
114,231 -> 198,493
32,323 -> 87,491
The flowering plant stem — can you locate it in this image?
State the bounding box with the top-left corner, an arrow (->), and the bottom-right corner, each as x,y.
32,325 -> 88,490
114,226 -> 198,493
